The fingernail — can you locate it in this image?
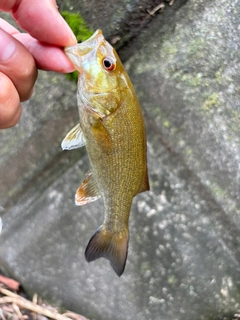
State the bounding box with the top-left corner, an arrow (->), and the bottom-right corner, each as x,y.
0,30 -> 16,61
60,17 -> 77,45
66,26 -> 77,45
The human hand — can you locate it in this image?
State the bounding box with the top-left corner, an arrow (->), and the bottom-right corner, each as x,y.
0,0 -> 77,129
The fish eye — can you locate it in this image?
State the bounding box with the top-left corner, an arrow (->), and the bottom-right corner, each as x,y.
102,57 -> 116,71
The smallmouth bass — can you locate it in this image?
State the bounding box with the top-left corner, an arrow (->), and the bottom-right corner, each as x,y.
62,30 -> 149,276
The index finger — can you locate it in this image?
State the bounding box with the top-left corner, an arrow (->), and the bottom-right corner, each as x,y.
1,0 -> 77,47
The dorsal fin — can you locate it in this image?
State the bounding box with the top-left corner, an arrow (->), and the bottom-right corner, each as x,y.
61,123 -> 86,150
75,171 -> 101,205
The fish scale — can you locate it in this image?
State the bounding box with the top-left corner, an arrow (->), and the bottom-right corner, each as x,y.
62,29 -> 149,276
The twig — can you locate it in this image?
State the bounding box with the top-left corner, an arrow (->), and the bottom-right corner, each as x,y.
0,307 -> 7,320
0,288 -> 24,299
142,2 -> 165,25
12,303 -> 24,319
0,288 -> 89,320
0,297 -> 71,320
32,293 -> 38,304
147,3 -> 165,16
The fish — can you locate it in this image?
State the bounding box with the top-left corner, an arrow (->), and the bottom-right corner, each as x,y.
62,29 -> 149,276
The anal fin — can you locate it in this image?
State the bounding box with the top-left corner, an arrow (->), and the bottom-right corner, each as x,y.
75,171 -> 101,205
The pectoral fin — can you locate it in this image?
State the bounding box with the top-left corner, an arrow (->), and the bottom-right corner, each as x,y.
75,171 -> 101,205
90,118 -> 112,153
61,123 -> 86,150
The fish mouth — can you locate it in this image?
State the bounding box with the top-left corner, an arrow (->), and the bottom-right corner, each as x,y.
64,29 -> 104,68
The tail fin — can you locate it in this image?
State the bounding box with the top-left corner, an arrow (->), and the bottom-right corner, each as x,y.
85,226 -> 129,277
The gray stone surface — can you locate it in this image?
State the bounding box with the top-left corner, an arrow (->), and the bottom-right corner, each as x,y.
0,68 -> 81,209
0,1 -> 240,320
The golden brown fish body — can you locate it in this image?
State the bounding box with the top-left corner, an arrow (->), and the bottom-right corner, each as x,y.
62,30 -> 149,276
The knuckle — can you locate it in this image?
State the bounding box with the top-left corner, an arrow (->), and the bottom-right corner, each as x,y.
0,73 -> 22,128
16,61 -> 38,101
17,57 -> 37,83
2,105 -> 22,128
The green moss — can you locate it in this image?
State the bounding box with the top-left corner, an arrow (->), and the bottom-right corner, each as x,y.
51,76 -> 58,84
182,74 -> 202,87
61,11 -> 93,82
203,92 -> 220,111
183,146 -> 193,156
211,184 -> 226,197
61,11 -> 93,42
174,72 -> 209,88
215,69 -> 223,84
160,41 -> 178,59
140,262 -> 150,272
168,275 -> 177,285
186,38 -> 205,58
163,120 -> 170,128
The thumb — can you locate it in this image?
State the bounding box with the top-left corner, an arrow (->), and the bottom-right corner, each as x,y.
0,28 -> 16,61
0,71 -> 22,129
0,29 -> 22,128
0,28 -> 37,101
